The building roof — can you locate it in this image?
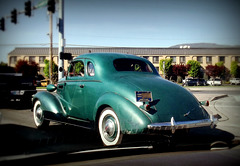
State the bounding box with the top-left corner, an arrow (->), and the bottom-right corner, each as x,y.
8,47 -> 240,56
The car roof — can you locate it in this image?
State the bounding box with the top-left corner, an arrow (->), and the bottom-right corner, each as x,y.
74,52 -> 145,62
73,52 -> 159,76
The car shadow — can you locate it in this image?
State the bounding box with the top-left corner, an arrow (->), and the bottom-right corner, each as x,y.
0,101 -> 32,110
0,124 -> 102,157
0,124 -> 238,165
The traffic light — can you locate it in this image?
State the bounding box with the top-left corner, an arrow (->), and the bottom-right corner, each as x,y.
11,9 -> 17,24
60,52 -> 72,60
0,18 -> 5,31
25,1 -> 31,17
48,0 -> 55,13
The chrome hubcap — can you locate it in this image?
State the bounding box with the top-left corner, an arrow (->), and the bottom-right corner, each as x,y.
103,116 -> 117,142
35,105 -> 43,124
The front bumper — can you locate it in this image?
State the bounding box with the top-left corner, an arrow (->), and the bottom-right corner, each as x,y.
148,115 -> 218,134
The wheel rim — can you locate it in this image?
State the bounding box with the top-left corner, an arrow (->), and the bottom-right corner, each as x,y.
102,115 -> 118,142
99,108 -> 121,146
34,101 -> 43,126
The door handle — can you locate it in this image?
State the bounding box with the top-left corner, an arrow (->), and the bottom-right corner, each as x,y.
80,84 -> 84,88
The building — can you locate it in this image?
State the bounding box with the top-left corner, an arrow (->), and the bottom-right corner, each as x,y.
8,47 -> 240,77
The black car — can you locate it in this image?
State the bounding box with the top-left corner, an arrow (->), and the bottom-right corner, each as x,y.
0,73 -> 37,105
183,78 -> 206,86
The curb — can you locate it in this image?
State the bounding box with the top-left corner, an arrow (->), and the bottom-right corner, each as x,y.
36,88 -> 47,91
210,95 -> 228,101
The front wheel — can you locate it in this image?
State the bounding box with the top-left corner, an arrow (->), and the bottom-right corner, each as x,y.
33,100 -> 49,129
98,107 -> 123,146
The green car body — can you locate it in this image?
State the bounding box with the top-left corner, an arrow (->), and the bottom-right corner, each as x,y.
32,53 -> 217,146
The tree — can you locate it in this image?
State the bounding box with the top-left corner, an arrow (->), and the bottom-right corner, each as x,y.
44,59 -> 58,83
172,64 -> 190,82
0,61 -> 7,67
159,58 -> 173,79
205,65 -> 225,79
0,62 -> 15,73
230,61 -> 240,78
187,60 -> 201,78
216,61 -> 224,67
215,61 -> 226,78
15,59 -> 39,76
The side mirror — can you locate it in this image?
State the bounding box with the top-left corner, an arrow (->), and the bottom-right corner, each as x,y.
47,84 -> 57,92
200,100 -> 209,106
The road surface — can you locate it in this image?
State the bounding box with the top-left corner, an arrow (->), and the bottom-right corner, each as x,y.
0,87 -> 240,165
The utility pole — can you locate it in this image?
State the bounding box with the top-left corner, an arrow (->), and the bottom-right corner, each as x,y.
47,0 -> 55,84
49,11 -> 53,83
58,0 -> 64,80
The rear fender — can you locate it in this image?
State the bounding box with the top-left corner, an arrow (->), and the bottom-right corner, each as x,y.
33,91 -> 66,117
94,92 -> 152,134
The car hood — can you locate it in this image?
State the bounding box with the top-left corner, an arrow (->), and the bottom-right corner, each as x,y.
113,74 -> 209,123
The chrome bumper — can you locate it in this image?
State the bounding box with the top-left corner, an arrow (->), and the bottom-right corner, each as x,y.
148,115 -> 218,134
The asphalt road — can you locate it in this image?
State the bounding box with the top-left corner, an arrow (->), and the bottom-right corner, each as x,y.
0,87 -> 240,165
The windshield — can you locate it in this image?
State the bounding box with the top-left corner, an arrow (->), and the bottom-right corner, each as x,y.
113,59 -> 153,72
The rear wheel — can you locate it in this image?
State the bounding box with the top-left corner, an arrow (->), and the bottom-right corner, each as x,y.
33,100 -> 49,129
98,107 -> 123,146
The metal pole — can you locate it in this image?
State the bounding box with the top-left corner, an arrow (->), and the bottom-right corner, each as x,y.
163,61 -> 165,79
58,0 -> 64,80
49,11 -> 53,84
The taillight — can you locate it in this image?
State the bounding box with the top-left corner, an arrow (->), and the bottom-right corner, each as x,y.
206,101 -> 209,106
144,104 -> 151,111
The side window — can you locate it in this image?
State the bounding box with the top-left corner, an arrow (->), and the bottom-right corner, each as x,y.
68,63 -> 74,76
87,62 -> 95,76
68,61 -> 84,77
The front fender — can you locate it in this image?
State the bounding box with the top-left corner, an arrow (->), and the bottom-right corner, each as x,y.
33,91 -> 66,117
94,92 -> 152,134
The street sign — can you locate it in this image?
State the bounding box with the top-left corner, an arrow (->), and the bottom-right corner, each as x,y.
35,0 -> 48,9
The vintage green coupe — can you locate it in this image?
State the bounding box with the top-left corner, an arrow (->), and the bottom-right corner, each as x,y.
32,53 -> 217,146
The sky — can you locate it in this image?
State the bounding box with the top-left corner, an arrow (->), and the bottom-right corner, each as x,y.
0,0 -> 240,63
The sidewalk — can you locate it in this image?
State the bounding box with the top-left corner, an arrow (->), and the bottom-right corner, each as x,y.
186,86 -> 240,91
193,93 -> 228,102
193,92 -> 240,142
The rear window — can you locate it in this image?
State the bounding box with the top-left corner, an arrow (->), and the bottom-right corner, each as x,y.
113,59 -> 153,72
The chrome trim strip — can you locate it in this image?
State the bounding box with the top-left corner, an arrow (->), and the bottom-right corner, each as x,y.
67,116 -> 91,123
148,116 -> 218,134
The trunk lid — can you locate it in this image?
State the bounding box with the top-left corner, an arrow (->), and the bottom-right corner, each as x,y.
116,74 -> 209,123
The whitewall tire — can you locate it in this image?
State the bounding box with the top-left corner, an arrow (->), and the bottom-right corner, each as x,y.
33,100 -> 49,129
98,107 -> 123,146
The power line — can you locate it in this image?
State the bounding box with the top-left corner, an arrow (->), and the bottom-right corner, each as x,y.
0,43 -> 58,46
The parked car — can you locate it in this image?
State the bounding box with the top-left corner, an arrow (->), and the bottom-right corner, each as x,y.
0,73 -> 37,104
230,78 -> 240,85
32,53 -> 218,146
207,78 -> 222,86
41,79 -> 50,87
182,78 -> 206,86
35,74 -> 45,87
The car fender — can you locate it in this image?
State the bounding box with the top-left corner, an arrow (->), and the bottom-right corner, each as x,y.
94,92 -> 152,134
33,91 -> 67,118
